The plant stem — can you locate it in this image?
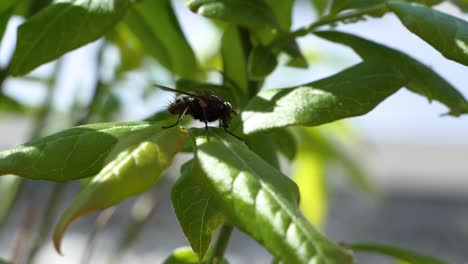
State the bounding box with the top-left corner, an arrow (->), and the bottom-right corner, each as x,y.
270,3 -> 387,49
208,224 -> 233,264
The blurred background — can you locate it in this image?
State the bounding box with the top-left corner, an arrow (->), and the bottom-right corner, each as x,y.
0,0 -> 467,263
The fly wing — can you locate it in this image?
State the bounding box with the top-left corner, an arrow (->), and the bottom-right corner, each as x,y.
154,84 -> 199,97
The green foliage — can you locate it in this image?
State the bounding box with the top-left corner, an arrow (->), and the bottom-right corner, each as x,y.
192,128 -> 352,263
53,125 -> 187,253
0,0 -> 466,262
345,243 -> 448,264
240,60 -> 406,134
316,31 -> 468,116
9,0 -> 134,76
389,1 -> 468,66
172,160 -> 224,260
124,0 -> 198,77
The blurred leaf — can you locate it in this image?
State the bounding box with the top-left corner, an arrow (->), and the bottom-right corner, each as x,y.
111,23 -> 144,73
124,0 -> 198,78
53,126 -> 188,253
270,128 -> 297,160
306,128 -> 376,196
330,0 -> 385,15
187,0 -> 279,30
247,45 -> 278,80
0,258 -> 11,264
315,31 -> 468,116
221,26 -> 249,97
172,160 -> 225,260
264,0 -> 293,30
0,0 -> 15,13
0,6 -> 13,41
9,0 -> 134,76
310,0 -> 329,16
192,128 -> 352,263
163,247 -> 229,264
389,1 -> 468,66
95,91 -> 121,121
346,243 -> 448,264
241,60 -> 406,134
292,129 -> 328,227
0,94 -> 31,114
0,176 -> 22,225
0,121 -> 163,181
451,0 -> 468,12
245,133 -> 280,169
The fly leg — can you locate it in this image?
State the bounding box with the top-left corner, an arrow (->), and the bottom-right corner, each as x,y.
162,106 -> 189,128
221,119 -> 242,140
202,108 -> 209,139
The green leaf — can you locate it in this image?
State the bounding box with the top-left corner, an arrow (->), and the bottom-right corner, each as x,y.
221,26 -> 249,98
0,121 -> 162,181
315,30 -> 468,116
0,0 -> 15,13
292,129 -> 328,228
187,0 -> 279,30
247,45 -> 278,80
270,128 -> 297,160
245,133 -> 280,169
0,6 -> 12,42
172,160 -> 225,260
240,60 -> 406,134
192,128 -> 352,263
264,0 -> 293,30
346,243 -> 448,264
53,126 -> 188,253
310,0 -> 330,16
163,247 -> 229,264
9,0 -> 134,76
389,1 -> 468,66
124,0 -> 198,78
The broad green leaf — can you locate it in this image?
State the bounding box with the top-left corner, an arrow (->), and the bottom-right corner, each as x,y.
53,126 -> 188,253
192,128 -> 352,263
124,0 -> 198,78
0,121 -> 159,181
315,30 -> 468,116
241,60 -> 406,134
271,128 -> 297,160
245,133 -> 280,169
247,45 -> 278,80
9,0 -> 134,76
187,0 -> 279,30
389,1 -> 468,66
329,0 -> 440,16
292,129 -> 328,227
163,247 -> 229,264
221,26 -> 249,99
346,243 -> 448,264
172,160 -> 224,260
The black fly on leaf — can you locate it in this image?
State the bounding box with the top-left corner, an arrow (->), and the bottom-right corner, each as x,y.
154,85 -> 241,140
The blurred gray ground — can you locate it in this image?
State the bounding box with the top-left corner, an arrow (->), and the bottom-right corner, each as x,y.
0,117 -> 467,264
